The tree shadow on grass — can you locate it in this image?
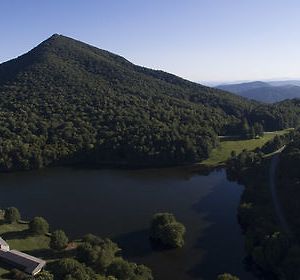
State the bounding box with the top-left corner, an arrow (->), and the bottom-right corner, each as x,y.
2,229 -> 29,240
24,248 -> 76,260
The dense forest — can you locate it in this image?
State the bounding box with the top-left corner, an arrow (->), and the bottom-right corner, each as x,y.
277,137 -> 300,238
0,34 -> 300,171
226,131 -> 300,280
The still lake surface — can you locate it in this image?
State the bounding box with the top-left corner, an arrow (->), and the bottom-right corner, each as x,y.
0,166 -> 256,280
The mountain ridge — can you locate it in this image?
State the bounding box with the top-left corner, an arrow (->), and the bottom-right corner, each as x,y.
216,81 -> 300,103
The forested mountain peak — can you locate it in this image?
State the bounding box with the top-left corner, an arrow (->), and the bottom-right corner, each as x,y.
0,34 -> 257,118
0,35 -> 299,171
0,34 -> 247,101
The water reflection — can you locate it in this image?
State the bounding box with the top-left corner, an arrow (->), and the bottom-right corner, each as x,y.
0,167 -> 255,279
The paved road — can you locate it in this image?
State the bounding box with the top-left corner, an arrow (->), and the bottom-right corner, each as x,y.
269,152 -> 292,236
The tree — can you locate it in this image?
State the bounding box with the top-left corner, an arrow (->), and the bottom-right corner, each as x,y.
77,236 -> 121,272
238,202 -> 254,229
107,258 -> 135,279
264,232 -> 288,269
241,118 -> 250,139
50,230 -> 69,251
29,217 -> 49,235
82,234 -> 103,245
217,273 -> 240,280
150,213 -> 176,229
135,264 -> 154,280
4,207 -> 21,223
107,258 -> 153,280
55,258 -> 97,280
230,150 -> 237,159
27,271 -> 54,280
157,223 -> 186,248
250,126 -> 256,139
150,212 -> 186,248
254,123 -> 264,137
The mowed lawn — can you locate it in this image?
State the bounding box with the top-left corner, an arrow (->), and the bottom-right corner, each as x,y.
201,129 -> 292,166
0,221 -> 50,279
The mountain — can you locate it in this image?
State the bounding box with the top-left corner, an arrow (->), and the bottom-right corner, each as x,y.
239,85 -> 300,103
216,81 -> 300,103
268,80 -> 300,87
217,81 -> 271,93
0,34 -> 298,171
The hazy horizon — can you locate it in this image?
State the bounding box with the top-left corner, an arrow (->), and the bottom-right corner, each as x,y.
202,78 -> 300,87
1,0 -> 300,83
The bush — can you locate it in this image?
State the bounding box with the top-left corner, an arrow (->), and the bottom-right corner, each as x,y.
82,234 -> 103,245
26,271 -> 54,280
55,258 -> 97,280
29,217 -> 49,235
150,212 -> 186,248
157,222 -> 186,248
107,258 -> 153,280
4,207 -> 21,224
77,234 -> 153,279
77,236 -> 120,271
107,258 -> 135,279
50,230 -> 69,251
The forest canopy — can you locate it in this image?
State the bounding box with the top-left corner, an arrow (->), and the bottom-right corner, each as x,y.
0,34 -> 299,171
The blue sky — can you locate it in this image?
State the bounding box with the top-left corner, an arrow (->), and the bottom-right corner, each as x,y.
1,0 -> 300,83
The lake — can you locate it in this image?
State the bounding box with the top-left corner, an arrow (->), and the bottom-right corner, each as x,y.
0,166 -> 256,280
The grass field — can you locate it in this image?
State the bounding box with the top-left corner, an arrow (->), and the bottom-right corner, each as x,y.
0,221 -> 50,279
200,129 -> 292,166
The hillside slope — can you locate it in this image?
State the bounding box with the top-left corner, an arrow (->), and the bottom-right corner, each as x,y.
0,34 -> 298,171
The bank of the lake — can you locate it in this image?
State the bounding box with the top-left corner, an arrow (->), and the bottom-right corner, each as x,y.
200,129 -> 292,167
0,167 -> 255,280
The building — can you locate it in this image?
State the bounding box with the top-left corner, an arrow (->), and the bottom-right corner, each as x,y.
0,238 -> 46,275
0,238 -> 9,252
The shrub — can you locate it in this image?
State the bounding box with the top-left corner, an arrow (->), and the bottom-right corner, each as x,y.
150,212 -> 186,248
29,217 -> 49,235
4,207 -> 21,224
50,230 -> 69,251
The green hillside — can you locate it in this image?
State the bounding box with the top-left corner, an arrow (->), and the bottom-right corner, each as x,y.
0,34 -> 299,171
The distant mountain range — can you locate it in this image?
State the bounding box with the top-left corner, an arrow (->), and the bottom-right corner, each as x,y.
216,81 -> 300,103
268,80 -> 300,87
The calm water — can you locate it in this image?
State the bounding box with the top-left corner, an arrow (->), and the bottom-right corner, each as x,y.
0,166 -> 255,280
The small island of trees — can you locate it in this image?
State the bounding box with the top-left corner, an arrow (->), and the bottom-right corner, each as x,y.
150,212 -> 186,248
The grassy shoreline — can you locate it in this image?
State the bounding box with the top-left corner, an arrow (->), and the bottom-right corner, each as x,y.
0,220 -> 50,279
199,129 -> 292,167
